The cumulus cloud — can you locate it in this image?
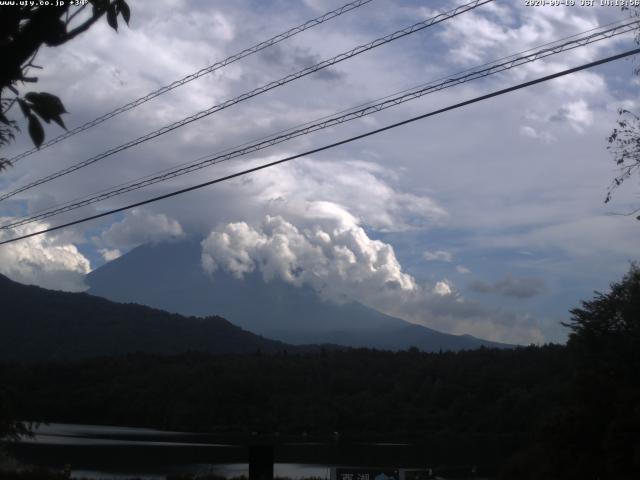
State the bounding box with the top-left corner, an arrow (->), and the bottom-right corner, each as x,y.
478,216 -> 639,260
0,218 -> 91,291
373,280 -> 546,345
200,202 -> 546,344
549,100 -> 593,133
202,211 -> 417,305
99,248 -> 122,262
430,0 -> 598,67
433,280 -> 453,296
239,158 -> 448,233
99,209 -> 184,249
2,0 -> 613,345
418,297 -> 545,345
423,250 -> 453,262
469,274 -> 546,299
259,44 -> 344,81
156,157 -> 448,237
195,160 -> 540,342
519,125 -> 555,143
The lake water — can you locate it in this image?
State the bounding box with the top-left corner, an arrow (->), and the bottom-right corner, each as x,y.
11,423 -> 420,480
70,463 -> 331,480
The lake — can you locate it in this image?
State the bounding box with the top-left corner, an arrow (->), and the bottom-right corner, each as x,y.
9,423 -> 441,480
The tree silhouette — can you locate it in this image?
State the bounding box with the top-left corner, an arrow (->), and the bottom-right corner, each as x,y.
560,263 -> 640,478
0,0 -> 130,170
607,109 -> 640,219
564,262 -> 640,342
0,0 -> 130,443
606,6 -> 640,219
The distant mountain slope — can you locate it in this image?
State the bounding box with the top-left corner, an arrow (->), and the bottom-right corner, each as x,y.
86,239 -> 511,351
0,274 -> 293,362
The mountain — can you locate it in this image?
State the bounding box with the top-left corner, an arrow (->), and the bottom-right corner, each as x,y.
0,273 -> 294,362
86,238 -> 511,351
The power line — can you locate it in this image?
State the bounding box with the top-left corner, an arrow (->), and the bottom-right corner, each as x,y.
0,0 -> 493,203
7,0 -> 376,164
32,0 -> 615,228
3,18 -> 637,231
2,46 -> 638,247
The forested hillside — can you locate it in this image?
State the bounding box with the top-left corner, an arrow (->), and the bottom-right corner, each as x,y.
0,274 -> 292,361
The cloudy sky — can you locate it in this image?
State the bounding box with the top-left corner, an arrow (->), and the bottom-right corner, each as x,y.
1,0 -> 639,344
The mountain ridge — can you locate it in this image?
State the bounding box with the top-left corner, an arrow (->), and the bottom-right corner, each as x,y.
0,273 -> 300,362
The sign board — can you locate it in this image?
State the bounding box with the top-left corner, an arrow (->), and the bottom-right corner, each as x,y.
402,469 -> 435,480
333,467 -> 400,480
332,468 -> 435,480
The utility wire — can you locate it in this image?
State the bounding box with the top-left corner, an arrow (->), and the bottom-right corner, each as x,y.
4,18 -> 635,228
3,18 -> 637,230
31,0 -> 612,225
4,17 -> 635,227
0,0 -> 493,203
2,46 -> 638,247
7,0 -> 376,164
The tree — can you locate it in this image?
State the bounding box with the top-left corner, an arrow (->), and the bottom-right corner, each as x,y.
0,383 -> 32,444
502,265 -> 640,479
606,110 -> 640,219
0,0 -> 131,170
560,263 -> 640,478
564,262 -> 640,345
606,6 -> 640,219
0,0 -> 130,444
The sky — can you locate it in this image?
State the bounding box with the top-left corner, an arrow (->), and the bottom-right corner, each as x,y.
1,0 -> 639,344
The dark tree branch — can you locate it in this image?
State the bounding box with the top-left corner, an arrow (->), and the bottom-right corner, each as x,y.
66,4 -> 88,26
61,4 -> 112,43
0,0 -> 129,154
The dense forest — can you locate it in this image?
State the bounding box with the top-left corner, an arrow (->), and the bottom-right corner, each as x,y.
0,346 -> 566,439
0,342 -> 634,479
1,346 -> 566,478
1,265 -> 639,479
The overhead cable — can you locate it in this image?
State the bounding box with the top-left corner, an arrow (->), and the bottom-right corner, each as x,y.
3,18 -> 637,230
7,0 -> 377,164
0,0 -> 494,203
1,46 -> 638,246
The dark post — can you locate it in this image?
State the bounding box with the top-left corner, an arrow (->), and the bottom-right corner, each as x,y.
249,444 -> 274,480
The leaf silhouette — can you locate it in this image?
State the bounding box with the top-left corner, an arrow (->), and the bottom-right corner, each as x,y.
28,114 -> 45,148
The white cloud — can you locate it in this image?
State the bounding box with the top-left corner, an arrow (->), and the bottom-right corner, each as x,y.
202,212 -> 417,306
482,215 -> 640,260
423,250 -> 453,262
99,209 -> 184,249
242,158 -> 448,232
456,265 -> 471,274
193,157 -> 552,341
194,158 -> 551,343
549,100 -> 594,133
379,283 -> 546,345
427,307 -> 546,345
433,1 -> 598,68
0,0 -> 629,345
0,218 -> 91,291
200,204 -> 546,344
302,0 -> 325,12
519,125 -> 555,143
148,157 -> 448,238
99,248 -> 122,262
433,280 -> 453,296
470,274 -> 546,299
